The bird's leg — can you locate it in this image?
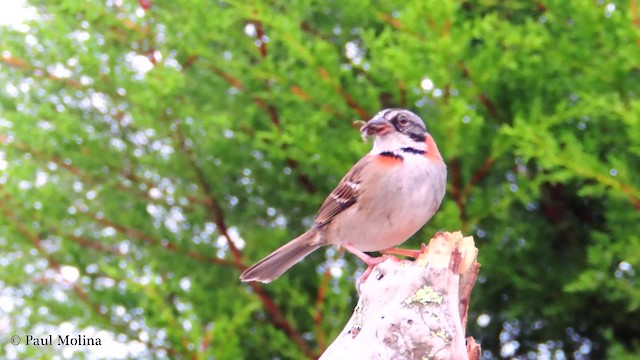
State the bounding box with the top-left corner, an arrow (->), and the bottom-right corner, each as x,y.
342,244 -> 389,287
381,243 -> 428,259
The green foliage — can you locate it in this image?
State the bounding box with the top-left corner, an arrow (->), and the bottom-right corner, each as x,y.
1,0 -> 639,358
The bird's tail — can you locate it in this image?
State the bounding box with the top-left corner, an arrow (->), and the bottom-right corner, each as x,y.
240,229 -> 322,283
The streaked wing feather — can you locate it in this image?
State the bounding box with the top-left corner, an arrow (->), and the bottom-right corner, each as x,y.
314,156 -> 369,226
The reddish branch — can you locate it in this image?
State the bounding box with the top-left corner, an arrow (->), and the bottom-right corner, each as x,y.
209,66 -> 316,193
297,23 -> 375,121
478,94 -> 498,118
1,55 -> 82,88
300,18 -> 396,114
399,81 -> 407,108
171,121 -> 241,257
337,85 -> 370,119
457,61 -> 499,119
11,140 -> 204,212
463,157 -> 495,198
284,158 -> 316,193
451,156 -> 495,226
211,66 -> 280,127
289,84 -> 348,120
66,233 -> 122,255
620,185 -> 640,211
251,285 -> 316,358
314,268 -> 332,350
449,158 -> 467,223
253,20 -> 268,58
317,67 -> 370,119
300,21 -> 329,40
290,84 -> 349,120
84,210 -> 240,268
535,1 -> 548,12
633,0 -> 640,47
375,12 -> 424,40
170,120 -> 315,358
296,21 -> 373,119
448,61 -> 499,216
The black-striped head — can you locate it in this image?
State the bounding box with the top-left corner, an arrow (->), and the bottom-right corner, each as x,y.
360,109 -> 428,152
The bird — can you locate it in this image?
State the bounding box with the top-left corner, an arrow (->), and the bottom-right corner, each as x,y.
240,108 -> 447,284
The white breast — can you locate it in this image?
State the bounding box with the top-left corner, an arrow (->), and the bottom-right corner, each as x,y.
327,154 -> 447,252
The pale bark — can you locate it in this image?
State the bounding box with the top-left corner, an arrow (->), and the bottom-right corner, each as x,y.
320,232 -> 481,360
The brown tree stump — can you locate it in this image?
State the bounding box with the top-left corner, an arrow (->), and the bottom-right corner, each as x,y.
320,231 -> 481,360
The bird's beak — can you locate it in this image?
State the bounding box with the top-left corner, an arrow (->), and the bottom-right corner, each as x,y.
360,116 -> 391,140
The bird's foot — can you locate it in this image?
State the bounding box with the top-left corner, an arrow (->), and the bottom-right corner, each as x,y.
381,243 -> 427,259
342,244 -> 390,291
358,255 -> 389,281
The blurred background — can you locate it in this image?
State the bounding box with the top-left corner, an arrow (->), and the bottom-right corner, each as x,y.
1,0 -> 639,359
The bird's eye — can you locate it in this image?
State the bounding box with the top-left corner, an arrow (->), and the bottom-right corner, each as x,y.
397,114 -> 410,126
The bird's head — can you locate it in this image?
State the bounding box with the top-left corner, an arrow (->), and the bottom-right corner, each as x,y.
360,109 -> 428,153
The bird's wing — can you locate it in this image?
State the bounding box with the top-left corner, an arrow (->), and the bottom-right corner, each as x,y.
313,156 -> 370,226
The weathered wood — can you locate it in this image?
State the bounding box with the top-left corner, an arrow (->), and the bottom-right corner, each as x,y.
320,232 -> 480,360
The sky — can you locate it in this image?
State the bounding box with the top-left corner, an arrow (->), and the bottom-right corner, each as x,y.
0,0 -> 34,28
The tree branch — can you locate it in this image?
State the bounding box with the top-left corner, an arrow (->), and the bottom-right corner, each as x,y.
462,157 -> 495,198
82,210 -> 240,268
11,140 -> 204,212
208,66 -> 317,193
449,158 -> 467,224
320,232 -> 480,360
169,118 -> 316,358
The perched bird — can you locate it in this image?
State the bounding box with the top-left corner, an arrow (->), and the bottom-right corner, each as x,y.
240,109 -> 447,283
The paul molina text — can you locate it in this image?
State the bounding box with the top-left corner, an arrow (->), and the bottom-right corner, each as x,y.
26,335 -> 102,346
